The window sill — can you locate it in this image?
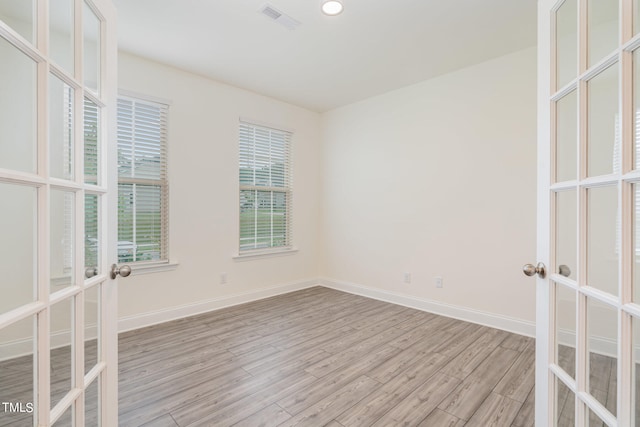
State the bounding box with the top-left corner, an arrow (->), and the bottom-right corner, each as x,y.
128,260 -> 179,276
233,248 -> 298,262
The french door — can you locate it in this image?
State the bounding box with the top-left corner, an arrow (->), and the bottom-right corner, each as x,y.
0,0 -> 118,425
537,0 -> 640,425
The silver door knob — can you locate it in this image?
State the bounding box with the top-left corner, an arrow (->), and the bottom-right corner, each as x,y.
110,264 -> 132,279
523,262 -> 546,278
558,265 -> 571,277
85,267 -> 98,279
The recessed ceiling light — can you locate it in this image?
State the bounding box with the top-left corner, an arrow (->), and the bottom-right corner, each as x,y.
321,0 -> 343,16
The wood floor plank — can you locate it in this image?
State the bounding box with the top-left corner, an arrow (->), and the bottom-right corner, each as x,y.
277,345 -> 400,415
320,319 -> 405,354
278,375 -> 380,427
439,329 -> 508,380
246,348 -> 332,382
465,392 -> 522,427
118,368 -> 251,426
306,327 -> 405,378
232,403 -> 291,427
365,339 -> 433,384
138,414 -> 179,427
336,352 -> 448,427
429,323 -> 486,358
160,370 -> 300,427
178,370 -> 319,427
417,409 -> 465,427
241,326 -> 354,373
500,334 -> 535,352
437,346 -> 520,420
387,316 -> 457,350
494,342 -> 535,403
370,372 -> 461,427
512,386 -> 535,427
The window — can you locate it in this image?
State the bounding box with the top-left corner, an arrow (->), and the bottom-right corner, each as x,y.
239,121 -> 292,253
117,96 -> 169,263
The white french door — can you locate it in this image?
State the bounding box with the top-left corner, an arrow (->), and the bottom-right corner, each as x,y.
537,0 -> 640,425
0,0 -> 118,425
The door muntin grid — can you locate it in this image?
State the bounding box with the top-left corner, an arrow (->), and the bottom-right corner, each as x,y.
0,0 -> 111,425
549,0 -> 640,425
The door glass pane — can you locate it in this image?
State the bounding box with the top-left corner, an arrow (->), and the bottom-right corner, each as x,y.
0,183 -> 36,316
587,186 -> 618,296
84,284 -> 99,374
556,90 -> 577,182
555,377 -> 574,426
0,316 -> 35,426
635,184 -> 640,303
556,190 -> 577,280
84,194 -> 99,279
0,37 -> 37,173
588,408 -> 607,427
587,64 -> 619,178
50,73 -> 75,180
50,0 -> 74,75
85,377 -> 100,426
556,0 -> 577,89
634,49 -> 640,170
588,0 -> 618,67
556,283 -> 576,378
51,190 -> 75,292
634,316 -> 640,425
54,403 -> 73,426
83,2 -> 100,93
50,298 -> 74,410
587,297 -> 617,417
0,0 -> 35,43
84,98 -> 100,185
636,0 -> 640,36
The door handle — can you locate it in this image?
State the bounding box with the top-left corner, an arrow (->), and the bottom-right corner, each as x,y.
523,262 -> 546,278
558,264 -> 571,277
85,267 -> 98,279
110,264 -> 132,279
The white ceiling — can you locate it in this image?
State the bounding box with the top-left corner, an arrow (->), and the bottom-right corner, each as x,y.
113,0 -> 537,112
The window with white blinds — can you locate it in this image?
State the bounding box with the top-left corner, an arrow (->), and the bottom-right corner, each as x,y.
239,121 -> 292,252
117,96 -> 169,263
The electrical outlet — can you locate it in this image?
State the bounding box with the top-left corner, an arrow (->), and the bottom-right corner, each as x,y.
435,276 -> 443,288
220,273 -> 228,285
403,272 -> 412,284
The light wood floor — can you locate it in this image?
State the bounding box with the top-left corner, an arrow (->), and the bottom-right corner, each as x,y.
1,287 -> 536,426
5,287 -> 541,426
115,287 -> 539,426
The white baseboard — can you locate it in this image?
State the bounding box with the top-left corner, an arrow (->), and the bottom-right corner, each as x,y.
117,278 -> 321,333
319,277 -> 537,337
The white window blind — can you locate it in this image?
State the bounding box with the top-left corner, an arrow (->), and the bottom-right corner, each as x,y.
239,121 -> 292,252
117,96 -> 169,263
84,98 -> 100,270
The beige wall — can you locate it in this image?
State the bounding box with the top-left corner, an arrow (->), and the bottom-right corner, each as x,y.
117,52 -> 323,320
320,47 -> 538,324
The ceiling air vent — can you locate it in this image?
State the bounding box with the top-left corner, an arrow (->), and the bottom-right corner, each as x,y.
259,4 -> 300,30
